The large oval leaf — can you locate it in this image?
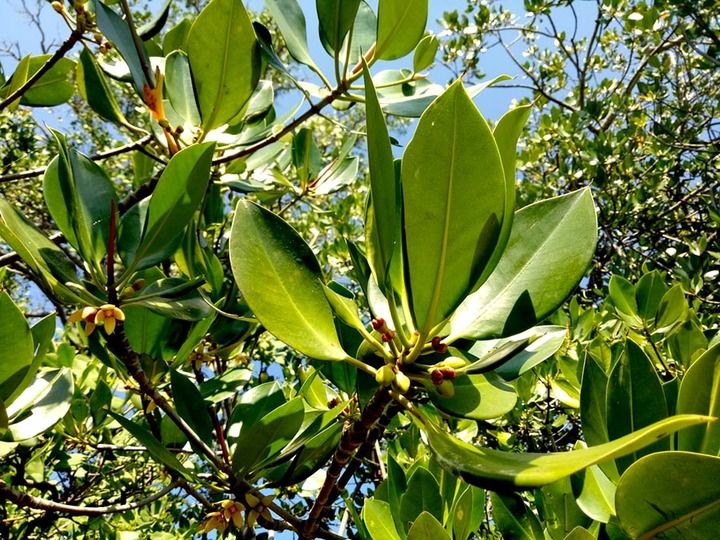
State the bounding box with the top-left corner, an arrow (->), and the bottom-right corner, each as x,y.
616,452 -> 720,539
20,56 -> 75,106
77,48 -> 128,127
430,373 -> 517,420
229,200 -> 347,361
266,0 -> 321,72
448,188 -> 597,341
676,342 -> 720,455
187,0 -> 261,131
376,0 -> 428,61
316,0 -> 360,56
402,80 -> 506,334
0,292 -> 33,402
418,414 -> 712,490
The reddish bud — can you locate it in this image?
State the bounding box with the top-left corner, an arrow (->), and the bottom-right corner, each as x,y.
431,336 -> 448,353
430,369 -> 444,385
441,367 -> 456,381
371,318 -> 385,330
381,330 -> 395,343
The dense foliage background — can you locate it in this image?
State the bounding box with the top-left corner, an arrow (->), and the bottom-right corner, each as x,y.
0,0 -> 717,539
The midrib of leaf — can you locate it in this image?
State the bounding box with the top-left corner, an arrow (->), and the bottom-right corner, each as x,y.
202,0 -> 234,132
638,497 -> 720,540
700,361 -> 720,454
423,93 -> 458,334
378,1 -> 415,55
450,193 -> 587,338
255,233 -> 341,358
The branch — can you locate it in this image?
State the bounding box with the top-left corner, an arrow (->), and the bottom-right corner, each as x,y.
0,479 -> 179,516
0,30 -> 81,112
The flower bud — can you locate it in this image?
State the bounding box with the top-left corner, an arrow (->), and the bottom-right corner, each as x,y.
371,318 -> 385,330
437,380 -> 455,398
431,336 -> 448,353
440,367 -> 456,381
430,368 -> 444,386
51,1 -> 64,13
394,371 -> 411,393
439,356 -> 467,369
375,364 -> 395,386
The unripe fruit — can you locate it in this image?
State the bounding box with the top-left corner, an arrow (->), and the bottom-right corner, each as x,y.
437,380 -> 455,398
375,364 -> 395,386
394,371 -> 411,393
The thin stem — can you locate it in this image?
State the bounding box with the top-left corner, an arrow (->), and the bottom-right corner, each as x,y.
0,479 -> 179,516
0,30 -> 81,112
343,355 -> 377,377
118,0 -> 155,88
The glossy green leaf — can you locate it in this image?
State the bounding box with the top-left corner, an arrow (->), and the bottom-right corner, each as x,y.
0,292 -> 33,402
654,284 -> 687,333
137,0 -> 171,40
363,62 -> 399,289
407,511 -> 450,540
419,413 -> 711,490
227,381 -> 285,439
606,341 -> 668,473
20,56 -> 75,106
316,0 -> 360,55
45,130 -> 118,273
491,492 -> 544,540
165,51 -> 200,126
616,452 -> 720,539
122,303 -> 172,357
6,368 -> 73,441
170,370 -> 214,445
608,275 -> 641,327
431,373 -> 517,420
323,285 -> 365,333
563,527 -> 595,540
363,499 -> 402,540
93,0 -> 152,93
635,270 -> 667,323
339,0 -> 376,67
0,198 -> 85,304
266,0 -> 321,72
580,357 -> 609,448
400,467 -> 443,525
187,0 -> 261,131
376,0 -> 428,60
452,485 -> 484,540
676,343 -> 720,455
537,476 -> 591,539
229,200 -> 347,361
132,295 -> 211,321
108,411 -> 193,480
3,55 -> 30,111
163,17 -> 192,54
403,80 -> 505,333
575,464 -> 616,523
231,397 -> 305,476
77,48 -> 128,127
449,188 -> 597,340
413,34 -> 439,72
127,142 -> 215,272
270,422 -> 342,486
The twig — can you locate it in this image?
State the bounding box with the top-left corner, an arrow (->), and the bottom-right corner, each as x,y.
118,0 -> 154,88
0,478 -> 179,516
0,30 -> 81,111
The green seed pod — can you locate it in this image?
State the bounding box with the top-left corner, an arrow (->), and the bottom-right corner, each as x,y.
394,371 -> 411,393
437,380 -> 455,398
439,356 -> 468,369
375,365 -> 396,386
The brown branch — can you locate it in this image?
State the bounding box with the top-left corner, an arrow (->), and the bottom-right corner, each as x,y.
0,30 -> 81,111
0,135 -> 154,184
0,478 -> 178,516
302,388 -> 392,539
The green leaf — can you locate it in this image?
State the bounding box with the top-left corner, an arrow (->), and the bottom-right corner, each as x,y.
616,452 -> 720,539
45,130 -> 118,274
419,413 -> 712,490
266,0 -> 321,72
165,51 -> 200,126
6,368 -> 73,441
137,0 -> 171,40
376,0 -> 428,61
608,275 -> 640,326
3,55 -> 30,111
430,373 -> 517,420
451,485 -> 484,540
92,0 -> 152,94
316,0 -> 360,56
363,499 -> 402,540
229,200 -> 347,361
269,422 -> 342,486
403,80 -> 505,333
448,188 -> 597,340
635,270 -> 667,323
606,341 -> 668,473
163,17 -> 192,54
363,62 -> 399,290
227,381 -> 285,440
400,467 -> 443,525
170,370 -> 214,445
575,464 -> 616,523
127,142 -> 215,272
563,527 -> 595,540
491,492 -> 544,540
339,0 -> 376,67
676,342 -> 720,455
537,477 -> 591,539
407,511 -> 450,540
77,48 -> 128,127
0,292 -> 33,402
654,283 -> 687,333
413,34 -> 439,72
20,56 -> 75,106
0,198 -> 85,304
323,285 -> 366,333
108,411 -> 193,480
187,0 -> 261,131
231,397 -> 305,476
580,357 -> 610,448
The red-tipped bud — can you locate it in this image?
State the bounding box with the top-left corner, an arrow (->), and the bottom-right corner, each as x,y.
441,367 -> 456,381
381,330 -> 395,343
431,336 -> 448,353
371,318 -> 385,330
430,369 -> 444,386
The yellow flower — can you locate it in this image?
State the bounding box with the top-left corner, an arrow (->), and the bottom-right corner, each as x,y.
68,306 -> 98,336
198,511 -> 228,534
93,304 -> 125,334
220,499 -> 245,529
